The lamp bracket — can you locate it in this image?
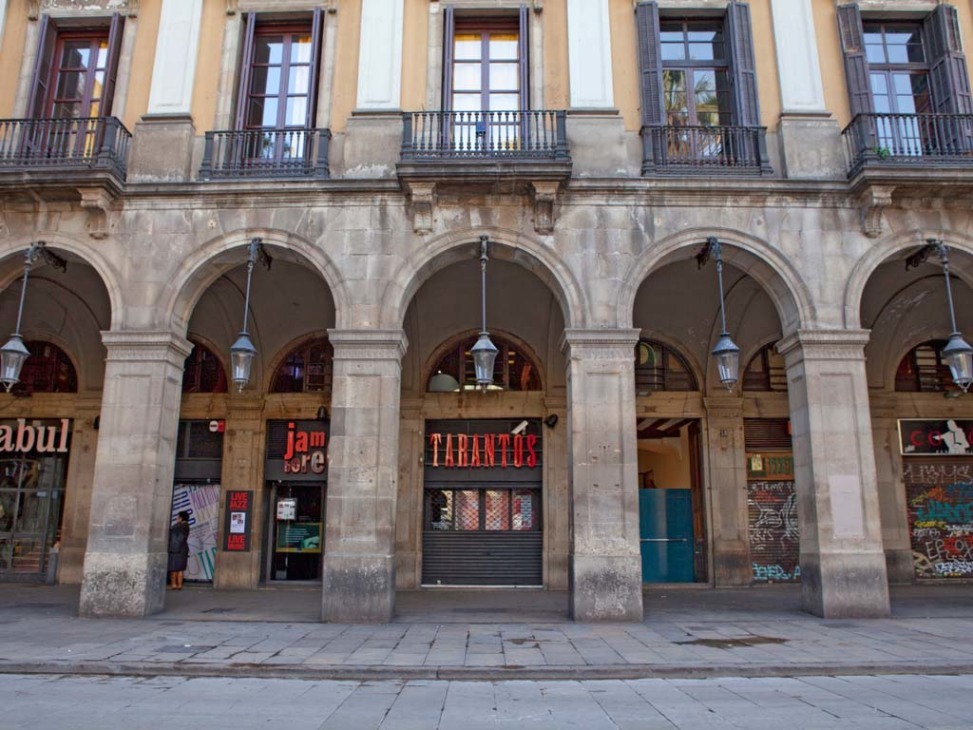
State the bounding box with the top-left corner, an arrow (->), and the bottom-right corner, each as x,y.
695,236 -> 722,269
27,241 -> 67,273
905,239 -> 947,271
247,238 -> 272,271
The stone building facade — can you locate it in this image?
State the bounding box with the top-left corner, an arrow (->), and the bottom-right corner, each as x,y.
0,0 -> 971,622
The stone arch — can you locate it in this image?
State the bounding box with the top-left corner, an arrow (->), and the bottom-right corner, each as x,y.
263,329 -> 332,394
381,226 -> 587,330
423,327 -> 547,392
619,227 -> 815,335
632,332 -> 705,393
844,228 -> 973,330
161,229 -> 348,335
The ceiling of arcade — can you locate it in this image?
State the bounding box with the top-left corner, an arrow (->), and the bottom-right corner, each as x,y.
401,257 -> 565,394
0,250 -> 111,392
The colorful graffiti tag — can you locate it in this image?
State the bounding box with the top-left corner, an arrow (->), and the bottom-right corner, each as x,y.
171,484 -> 221,582
903,461 -> 973,579
747,480 -> 800,583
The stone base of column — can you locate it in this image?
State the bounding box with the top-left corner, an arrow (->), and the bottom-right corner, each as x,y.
712,540 -> 753,586
801,550 -> 890,618
322,554 -> 395,623
885,547 -> 916,584
571,555 -> 643,621
79,551 -> 167,617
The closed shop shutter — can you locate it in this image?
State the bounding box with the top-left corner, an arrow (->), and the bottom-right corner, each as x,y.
903,457 -> 973,579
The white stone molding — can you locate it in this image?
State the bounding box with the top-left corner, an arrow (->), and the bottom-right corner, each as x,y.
0,1 -> 8,53
147,0 -> 204,116
328,329 -> 409,360
101,331 -> 194,366
355,0 -> 404,111
567,0 -> 614,109
770,0 -> 826,114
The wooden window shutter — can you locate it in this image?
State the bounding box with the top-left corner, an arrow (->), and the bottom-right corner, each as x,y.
305,7 -> 324,128
442,5 -> 455,110
724,1 -> 760,128
518,4 -> 530,110
100,13 -> 125,117
923,4 -> 973,115
836,3 -> 873,117
234,12 -> 258,129
635,2 -> 664,127
27,15 -> 56,118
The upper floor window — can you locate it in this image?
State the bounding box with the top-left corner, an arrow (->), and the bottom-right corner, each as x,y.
272,337 -> 333,393
427,333 -> 541,392
12,341 -> 77,395
659,20 -> 731,129
28,14 -> 124,120
182,341 -> 228,394
863,23 -> 931,118
742,343 -> 787,392
634,339 -> 697,393
895,339 -> 957,393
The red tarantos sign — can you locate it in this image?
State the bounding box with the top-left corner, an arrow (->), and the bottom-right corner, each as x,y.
427,431 -> 538,468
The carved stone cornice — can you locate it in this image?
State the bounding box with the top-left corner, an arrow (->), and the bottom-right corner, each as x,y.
560,328 -> 641,360
29,0 -> 138,19
777,329 -> 871,361
404,181 -> 435,235
328,329 -> 409,361
78,188 -> 115,240
100,331 -> 193,365
857,184 -> 895,238
530,180 -> 558,234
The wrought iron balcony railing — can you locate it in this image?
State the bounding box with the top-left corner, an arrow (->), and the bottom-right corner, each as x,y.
200,128 -> 331,180
0,117 -> 131,177
641,124 -> 771,175
843,113 -> 973,175
401,110 -> 569,161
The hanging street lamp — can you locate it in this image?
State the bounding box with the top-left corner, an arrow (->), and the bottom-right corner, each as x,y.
697,237 -> 740,390
470,235 -> 498,389
229,238 -> 272,392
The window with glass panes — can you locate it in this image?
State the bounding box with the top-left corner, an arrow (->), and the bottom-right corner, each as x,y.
427,333 -> 541,392
895,340 -> 956,392
244,26 -> 315,131
742,343 -> 787,392
47,33 -> 110,119
659,21 -> 732,129
271,337 -> 333,393
634,339 -> 697,393
864,23 -> 931,116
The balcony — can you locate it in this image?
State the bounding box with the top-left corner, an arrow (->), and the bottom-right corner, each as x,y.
640,124 -> 772,176
398,110 -> 571,187
0,117 -> 130,180
200,128 -> 331,180
843,113 -> 973,176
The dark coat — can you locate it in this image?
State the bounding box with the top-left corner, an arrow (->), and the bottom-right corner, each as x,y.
167,521 -> 190,572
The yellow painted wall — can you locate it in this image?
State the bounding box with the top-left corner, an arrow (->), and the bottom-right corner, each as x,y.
330,0 -> 363,132
751,0 -> 781,130
544,0 -> 569,110
190,0 -> 226,134
401,0 -> 428,111
610,0 -> 640,131
121,0 -> 161,131
0,2 -> 29,117
814,0 -> 849,126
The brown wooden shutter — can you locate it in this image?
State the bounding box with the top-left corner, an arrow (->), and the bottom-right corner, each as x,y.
305,7 -> 324,129
234,12 -> 257,129
442,5 -> 455,110
100,13 -> 125,117
725,1 -> 760,127
837,3 -> 873,117
27,15 -> 56,118
923,4 -> 973,115
635,2 -> 664,127
518,4 -> 530,110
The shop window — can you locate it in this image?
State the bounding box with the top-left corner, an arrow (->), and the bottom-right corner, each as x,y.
424,487 -> 540,531
634,339 -> 697,393
838,4 -> 973,154
11,341 -> 77,395
272,337 -> 334,393
895,339 -> 957,392
427,333 -> 541,392
182,341 -> 227,394
742,342 -> 787,392
175,420 -> 224,461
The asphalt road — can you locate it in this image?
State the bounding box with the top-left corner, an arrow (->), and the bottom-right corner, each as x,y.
0,672 -> 969,729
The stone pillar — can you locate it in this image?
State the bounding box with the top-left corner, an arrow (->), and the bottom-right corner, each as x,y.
321,330 -> 407,623
777,330 -> 891,618
704,396 -> 752,586
562,329 -> 643,621
869,397 -> 914,583
79,331 -> 192,618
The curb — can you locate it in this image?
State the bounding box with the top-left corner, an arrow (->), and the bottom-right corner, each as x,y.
2,660 -> 972,682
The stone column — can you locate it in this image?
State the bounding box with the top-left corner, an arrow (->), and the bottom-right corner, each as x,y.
704,396 -> 752,586
562,329 -> 643,621
321,329 -> 407,623
777,330 -> 890,618
869,396 -> 914,583
79,331 -> 192,618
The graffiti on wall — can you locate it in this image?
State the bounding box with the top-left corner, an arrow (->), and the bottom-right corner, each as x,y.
171,484 -> 221,582
903,462 -> 973,579
748,480 -> 800,582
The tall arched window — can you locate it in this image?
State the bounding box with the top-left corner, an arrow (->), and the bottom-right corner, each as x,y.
272,337 -> 334,393
182,341 -> 228,393
14,341 -> 77,394
895,339 -> 955,392
634,339 -> 696,393
427,333 -> 541,392
743,342 -> 787,392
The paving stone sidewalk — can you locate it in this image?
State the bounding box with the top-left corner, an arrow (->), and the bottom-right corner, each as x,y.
1,583 -> 971,681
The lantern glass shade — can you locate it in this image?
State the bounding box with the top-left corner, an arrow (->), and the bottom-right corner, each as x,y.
0,333 -> 30,391
470,333 -> 499,387
943,332 -> 973,391
230,332 -> 257,392
428,371 -> 461,393
712,333 -> 741,390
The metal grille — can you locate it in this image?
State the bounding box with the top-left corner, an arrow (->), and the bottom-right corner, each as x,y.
744,419 -> 792,450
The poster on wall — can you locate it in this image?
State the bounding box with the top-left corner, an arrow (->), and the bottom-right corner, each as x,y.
903,460 -> 973,579
171,484 -> 220,582
747,480 -> 800,583
223,490 -> 253,552
899,419 -> 973,456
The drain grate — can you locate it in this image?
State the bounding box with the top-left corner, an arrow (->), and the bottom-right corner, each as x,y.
202,607 -> 235,614
677,636 -> 787,649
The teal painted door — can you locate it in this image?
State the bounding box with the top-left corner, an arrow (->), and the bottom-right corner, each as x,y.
639,489 -> 695,582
